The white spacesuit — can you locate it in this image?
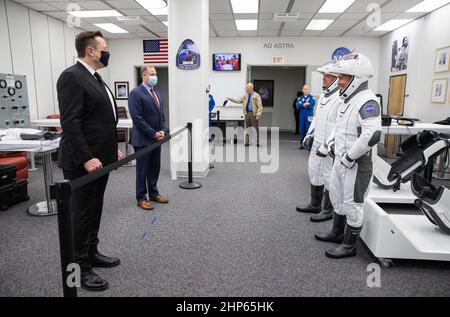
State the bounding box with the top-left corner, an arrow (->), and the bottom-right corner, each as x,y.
296,61 -> 340,223
315,53 -> 382,259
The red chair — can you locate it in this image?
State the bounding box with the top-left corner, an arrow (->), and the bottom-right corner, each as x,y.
0,152 -> 29,179
47,114 -> 62,133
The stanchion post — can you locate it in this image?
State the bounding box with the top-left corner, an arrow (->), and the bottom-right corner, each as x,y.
55,180 -> 77,297
180,122 -> 202,189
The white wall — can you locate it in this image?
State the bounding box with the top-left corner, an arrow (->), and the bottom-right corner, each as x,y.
107,36 -> 380,120
209,36 -> 380,127
0,0 -> 108,120
378,4 -> 450,122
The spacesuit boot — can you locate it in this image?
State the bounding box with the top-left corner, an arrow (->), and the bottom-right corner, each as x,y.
325,224 -> 362,259
296,185 -> 324,214
314,212 -> 346,243
310,190 -> 333,222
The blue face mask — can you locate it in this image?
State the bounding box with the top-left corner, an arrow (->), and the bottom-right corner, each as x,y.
148,75 -> 158,87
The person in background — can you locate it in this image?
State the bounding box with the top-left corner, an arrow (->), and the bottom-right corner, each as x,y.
208,85 -> 216,142
128,65 -> 169,211
57,31 -> 122,292
227,83 -> 263,147
297,85 -> 316,149
292,90 -> 303,135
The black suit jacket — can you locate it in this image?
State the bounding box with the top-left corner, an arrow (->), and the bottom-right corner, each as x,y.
57,61 -> 118,171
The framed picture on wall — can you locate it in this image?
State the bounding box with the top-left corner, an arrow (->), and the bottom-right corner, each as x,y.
391,34 -> 409,72
431,78 -> 448,104
434,45 -> 450,73
253,80 -> 274,107
114,81 -> 129,100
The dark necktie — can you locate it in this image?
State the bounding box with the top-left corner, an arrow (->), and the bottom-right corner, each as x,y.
150,88 -> 161,112
94,72 -> 116,119
246,93 -> 251,112
94,72 -> 103,85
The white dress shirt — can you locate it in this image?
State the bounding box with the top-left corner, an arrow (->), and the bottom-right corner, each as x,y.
77,59 -> 116,120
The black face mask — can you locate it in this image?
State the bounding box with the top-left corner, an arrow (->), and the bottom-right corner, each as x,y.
99,50 -> 110,67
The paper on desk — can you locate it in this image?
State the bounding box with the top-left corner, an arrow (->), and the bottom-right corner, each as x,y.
1,128 -> 43,141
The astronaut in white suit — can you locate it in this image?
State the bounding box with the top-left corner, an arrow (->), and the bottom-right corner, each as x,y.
296,61 -> 340,223
314,53 -> 382,259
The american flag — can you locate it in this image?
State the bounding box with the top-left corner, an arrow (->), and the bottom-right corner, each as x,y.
143,39 -> 168,64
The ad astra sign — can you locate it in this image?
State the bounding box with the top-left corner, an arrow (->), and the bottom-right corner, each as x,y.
263,42 -> 295,49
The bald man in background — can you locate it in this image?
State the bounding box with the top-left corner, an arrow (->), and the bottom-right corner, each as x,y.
227,83 -> 263,147
297,85 -> 316,149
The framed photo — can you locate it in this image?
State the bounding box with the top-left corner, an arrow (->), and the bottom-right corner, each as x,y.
390,34 -> 409,72
253,79 -> 274,107
114,81 -> 129,100
431,78 -> 448,104
434,45 -> 450,73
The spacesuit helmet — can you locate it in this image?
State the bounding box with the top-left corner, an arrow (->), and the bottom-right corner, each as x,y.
328,53 -> 374,100
317,61 -> 339,94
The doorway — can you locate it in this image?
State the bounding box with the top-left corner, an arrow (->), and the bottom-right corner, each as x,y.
248,66 -> 306,132
135,66 -> 170,128
385,74 -> 407,156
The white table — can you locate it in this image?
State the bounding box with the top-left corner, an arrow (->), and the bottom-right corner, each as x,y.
0,138 -> 60,216
31,119 -> 135,166
381,122 -> 450,135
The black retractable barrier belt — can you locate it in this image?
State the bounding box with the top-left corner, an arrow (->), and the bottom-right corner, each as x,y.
70,126 -> 187,191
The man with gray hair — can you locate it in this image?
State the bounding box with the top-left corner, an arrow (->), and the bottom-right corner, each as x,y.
227,83 -> 263,147
128,65 -> 169,211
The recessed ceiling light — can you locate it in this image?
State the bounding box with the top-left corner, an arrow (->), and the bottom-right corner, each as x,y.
162,21 -> 168,27
374,19 -> 413,31
94,23 -> 129,33
318,0 -> 356,13
68,10 -> 122,18
235,19 -> 258,31
231,0 -> 259,14
406,0 -> 449,13
306,19 -> 334,30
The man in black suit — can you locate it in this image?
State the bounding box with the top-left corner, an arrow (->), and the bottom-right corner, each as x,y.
57,31 -> 123,291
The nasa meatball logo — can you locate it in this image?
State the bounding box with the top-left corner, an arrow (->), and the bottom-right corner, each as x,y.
365,104 -> 375,113
176,39 -> 201,70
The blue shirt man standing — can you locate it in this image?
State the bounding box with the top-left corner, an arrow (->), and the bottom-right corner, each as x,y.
296,85 -> 316,148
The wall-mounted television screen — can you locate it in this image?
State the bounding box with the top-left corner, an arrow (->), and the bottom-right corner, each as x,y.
213,53 -> 241,71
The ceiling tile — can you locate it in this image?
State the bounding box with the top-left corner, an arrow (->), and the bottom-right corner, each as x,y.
258,20 -> 281,31
258,30 -> 279,36
321,30 -> 344,37
42,11 -> 70,20
313,13 -> 341,19
210,14 -> 234,20
48,2 -> 77,10
234,13 -> 259,19
259,0 -> 290,13
382,0 -> 423,13
327,19 -> 359,30
212,20 -> 237,31
283,20 -> 308,31
338,12 -> 368,20
145,21 -> 167,32
238,30 -> 258,37
209,0 -> 232,14
106,0 -> 143,9
301,30 -> 323,37
258,13 -> 273,20
281,29 -> 301,36
217,30 -> 239,37
77,1 -> 113,10
290,0 -> 326,13
19,2 -> 59,11
346,0 -> 387,13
